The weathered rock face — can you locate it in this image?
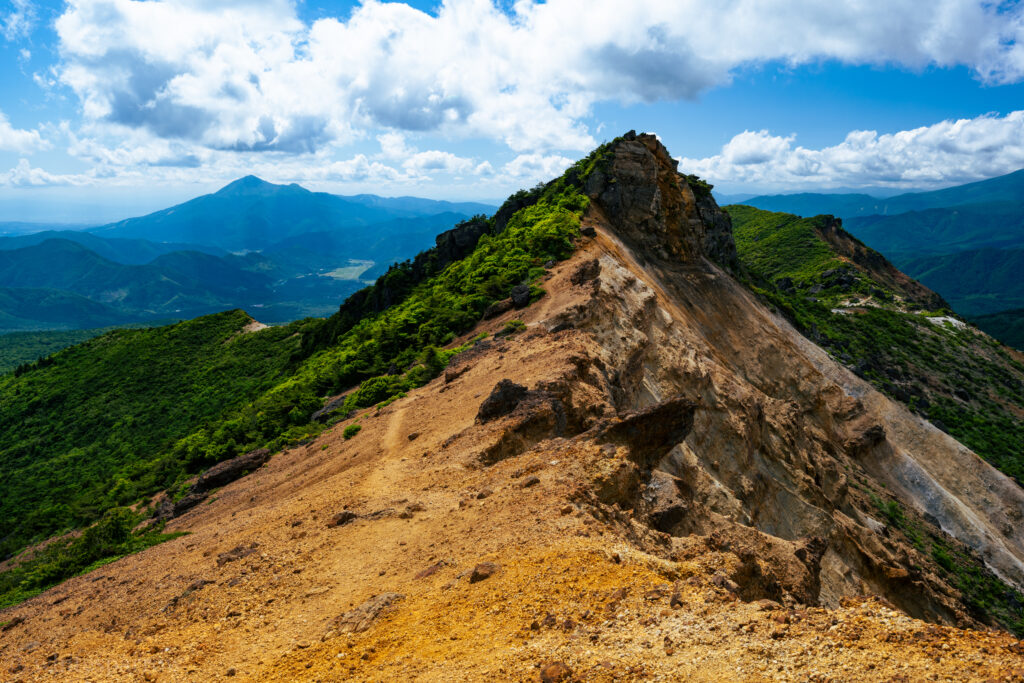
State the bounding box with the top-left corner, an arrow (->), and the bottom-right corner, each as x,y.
584,131 -> 738,270
546,180 -> 1024,631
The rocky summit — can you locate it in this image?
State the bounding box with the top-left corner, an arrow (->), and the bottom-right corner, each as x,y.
3,132 -> 1024,681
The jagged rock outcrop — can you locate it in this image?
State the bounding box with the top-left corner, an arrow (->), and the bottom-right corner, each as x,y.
585,131 -> 739,270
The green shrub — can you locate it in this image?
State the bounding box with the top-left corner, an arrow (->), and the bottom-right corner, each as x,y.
342,424 -> 362,440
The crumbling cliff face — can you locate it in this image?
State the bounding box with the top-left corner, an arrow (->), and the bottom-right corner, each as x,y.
547,131 -> 1024,628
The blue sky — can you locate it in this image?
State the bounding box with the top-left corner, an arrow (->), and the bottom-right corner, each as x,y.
1,0 -> 1024,222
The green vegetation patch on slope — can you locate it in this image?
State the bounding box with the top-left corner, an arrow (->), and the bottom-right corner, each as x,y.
728,205 -> 1024,481
0,309 -> 311,559
0,323 -> 171,374
868,492 -> 1024,635
0,509 -> 185,610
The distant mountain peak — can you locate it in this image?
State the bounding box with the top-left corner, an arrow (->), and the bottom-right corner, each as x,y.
216,175 -> 280,195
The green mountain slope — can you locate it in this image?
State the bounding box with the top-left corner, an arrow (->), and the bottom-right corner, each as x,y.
0,310 -> 312,559
0,230 -> 224,264
0,239 -> 272,319
844,202 -> 1024,260
0,324 -> 165,374
728,204 -> 1024,480
900,248 -> 1024,317
0,286 -> 135,332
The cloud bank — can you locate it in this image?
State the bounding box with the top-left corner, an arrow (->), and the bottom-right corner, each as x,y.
681,111 -> 1024,191
2,0 -> 1021,192
53,0 -> 1024,157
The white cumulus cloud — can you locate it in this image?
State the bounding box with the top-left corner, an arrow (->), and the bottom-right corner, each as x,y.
1,159 -> 82,187
0,110 -> 46,152
680,111 -> 1024,191
52,0 -> 1024,162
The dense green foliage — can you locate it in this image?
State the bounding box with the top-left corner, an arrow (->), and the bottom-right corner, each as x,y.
970,309 -> 1024,351
0,323 -> 168,374
0,310 -> 311,558
900,247 -> 1024,317
0,509 -> 184,610
728,205 -> 1024,481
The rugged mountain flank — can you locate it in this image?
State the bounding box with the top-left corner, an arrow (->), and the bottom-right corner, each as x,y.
3,133 -> 1024,681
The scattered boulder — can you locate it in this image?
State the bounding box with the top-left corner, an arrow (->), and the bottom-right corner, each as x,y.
510,284 -> 531,308
187,578 -> 214,592
580,225 -> 597,238
407,432 -> 420,441
520,475 -> 541,489
216,543 -> 259,566
483,298 -> 514,320
2,615 -> 25,631
333,593 -> 405,633
477,380 -> 529,422
470,562 -> 501,583
194,448 -> 272,495
415,561 -> 447,579
540,661 -> 573,682
312,395 -> 349,422
327,510 -> 358,527
444,364 -> 471,383
171,492 -> 208,518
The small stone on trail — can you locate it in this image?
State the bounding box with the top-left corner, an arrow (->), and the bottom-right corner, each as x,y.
520,476 -> 541,489
407,432 -> 420,441
469,562 -> 501,583
415,561 -> 446,579
539,661 -> 573,682
328,511 -> 357,527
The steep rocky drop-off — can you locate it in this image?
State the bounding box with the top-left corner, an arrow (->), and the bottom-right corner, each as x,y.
3,133 -> 1024,681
